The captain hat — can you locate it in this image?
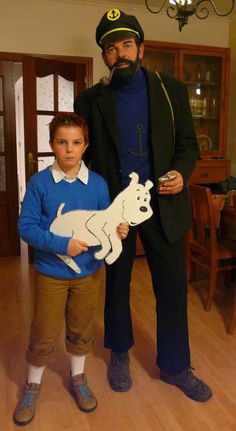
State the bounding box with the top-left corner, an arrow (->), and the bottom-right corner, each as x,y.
96,9 -> 144,47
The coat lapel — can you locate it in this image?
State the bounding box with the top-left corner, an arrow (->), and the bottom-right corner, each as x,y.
146,71 -> 175,175
96,85 -> 120,151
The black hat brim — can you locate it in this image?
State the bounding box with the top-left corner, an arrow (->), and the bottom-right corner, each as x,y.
100,30 -> 140,47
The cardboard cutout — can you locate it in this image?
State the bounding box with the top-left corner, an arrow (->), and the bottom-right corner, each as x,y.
50,172 -> 153,273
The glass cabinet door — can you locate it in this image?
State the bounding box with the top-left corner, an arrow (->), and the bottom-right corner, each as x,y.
142,41 -> 229,160
142,44 -> 178,77
180,52 -> 223,158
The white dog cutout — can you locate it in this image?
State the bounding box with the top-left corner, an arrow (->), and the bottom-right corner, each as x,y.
50,172 -> 153,273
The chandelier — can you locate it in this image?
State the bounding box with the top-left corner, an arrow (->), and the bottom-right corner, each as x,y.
144,1 -> 235,31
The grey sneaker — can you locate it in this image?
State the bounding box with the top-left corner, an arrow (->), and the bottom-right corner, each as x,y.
70,373 -> 97,413
13,381 -> 41,426
108,351 -> 132,392
160,367 -> 212,402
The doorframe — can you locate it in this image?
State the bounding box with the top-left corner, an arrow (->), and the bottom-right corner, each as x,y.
0,51 -> 93,256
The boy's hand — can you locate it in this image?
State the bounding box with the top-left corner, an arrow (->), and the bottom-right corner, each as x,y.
67,238 -> 89,257
117,222 -> 129,240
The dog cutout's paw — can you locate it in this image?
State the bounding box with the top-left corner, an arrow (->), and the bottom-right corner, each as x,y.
58,255 -> 82,273
65,259 -> 82,273
73,266 -> 82,274
105,252 -> 120,265
94,249 -> 109,260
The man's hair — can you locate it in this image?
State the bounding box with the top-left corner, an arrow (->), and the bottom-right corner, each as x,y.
49,113 -> 89,145
102,35 -> 141,53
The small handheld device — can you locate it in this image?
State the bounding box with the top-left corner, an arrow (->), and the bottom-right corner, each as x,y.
158,173 -> 176,185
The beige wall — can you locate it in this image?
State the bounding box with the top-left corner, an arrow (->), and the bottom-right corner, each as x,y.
0,0 -> 230,82
0,0 -> 235,173
229,15 -> 236,176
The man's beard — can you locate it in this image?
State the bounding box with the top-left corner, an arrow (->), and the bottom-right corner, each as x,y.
109,55 -> 141,84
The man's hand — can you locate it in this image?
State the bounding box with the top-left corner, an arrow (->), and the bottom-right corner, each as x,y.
67,238 -> 89,257
158,170 -> 184,195
117,222 -> 129,239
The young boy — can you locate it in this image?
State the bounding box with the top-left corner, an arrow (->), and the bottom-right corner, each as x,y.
14,113 -> 129,426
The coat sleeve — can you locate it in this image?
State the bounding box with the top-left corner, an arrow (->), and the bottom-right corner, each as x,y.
161,75 -> 200,182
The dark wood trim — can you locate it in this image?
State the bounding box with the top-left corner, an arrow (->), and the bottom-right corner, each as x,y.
23,57 -> 38,181
0,61 -> 20,255
144,40 -> 230,56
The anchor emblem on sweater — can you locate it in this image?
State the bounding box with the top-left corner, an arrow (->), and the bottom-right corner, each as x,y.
128,122 -> 148,157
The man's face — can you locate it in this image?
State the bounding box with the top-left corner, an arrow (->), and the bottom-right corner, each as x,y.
103,37 -> 144,67
102,37 -> 144,83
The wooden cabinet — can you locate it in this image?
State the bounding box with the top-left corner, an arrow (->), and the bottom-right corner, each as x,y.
142,41 -> 231,183
189,159 -> 231,184
137,41 -> 231,255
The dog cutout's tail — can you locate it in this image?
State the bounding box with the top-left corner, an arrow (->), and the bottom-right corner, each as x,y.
57,203 -> 65,217
56,254 -> 81,273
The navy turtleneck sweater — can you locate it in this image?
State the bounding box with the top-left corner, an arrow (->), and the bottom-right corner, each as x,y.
111,68 -> 153,186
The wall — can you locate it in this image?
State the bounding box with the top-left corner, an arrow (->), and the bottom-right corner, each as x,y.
0,0 -> 235,173
229,14 -> 236,176
0,0 -> 230,82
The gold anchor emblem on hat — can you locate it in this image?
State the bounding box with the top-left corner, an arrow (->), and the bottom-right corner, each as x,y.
107,9 -> 121,21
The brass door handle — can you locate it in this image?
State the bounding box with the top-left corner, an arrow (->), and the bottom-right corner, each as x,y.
28,152 -> 43,176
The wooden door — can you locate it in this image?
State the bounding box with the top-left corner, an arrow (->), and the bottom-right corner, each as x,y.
22,55 -> 92,262
23,55 -> 92,181
0,61 -> 20,256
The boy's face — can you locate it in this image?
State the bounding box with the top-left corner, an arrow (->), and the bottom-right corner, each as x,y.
50,125 -> 88,174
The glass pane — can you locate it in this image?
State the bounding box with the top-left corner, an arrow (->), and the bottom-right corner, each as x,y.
37,74 -> 54,111
142,51 -> 175,76
58,75 -> 74,112
184,54 -> 222,154
0,156 -> 6,191
0,78 -> 3,111
38,156 -> 55,172
0,116 -> 4,151
183,54 -> 222,84
37,115 -> 54,152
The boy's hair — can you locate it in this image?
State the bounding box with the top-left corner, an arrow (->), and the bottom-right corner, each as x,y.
49,113 -> 89,145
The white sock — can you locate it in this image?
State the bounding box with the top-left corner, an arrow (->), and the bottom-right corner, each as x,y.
27,364 -> 45,384
70,354 -> 86,377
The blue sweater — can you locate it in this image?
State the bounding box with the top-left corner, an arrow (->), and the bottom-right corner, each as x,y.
111,68 -> 153,186
18,167 -> 110,279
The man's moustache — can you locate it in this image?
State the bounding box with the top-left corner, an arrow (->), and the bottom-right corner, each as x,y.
113,58 -> 134,68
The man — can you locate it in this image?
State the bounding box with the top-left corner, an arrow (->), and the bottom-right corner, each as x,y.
74,8 -> 212,402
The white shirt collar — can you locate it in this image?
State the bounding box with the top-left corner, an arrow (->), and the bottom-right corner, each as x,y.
50,160 -> 89,185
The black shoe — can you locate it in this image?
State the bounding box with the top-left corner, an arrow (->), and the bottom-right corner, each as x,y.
108,351 -> 132,392
160,367 -> 212,402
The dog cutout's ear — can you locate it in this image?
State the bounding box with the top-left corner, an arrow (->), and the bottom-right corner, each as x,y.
129,172 -> 139,184
145,179 -> 154,191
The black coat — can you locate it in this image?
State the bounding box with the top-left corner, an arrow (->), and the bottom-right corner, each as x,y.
74,69 -> 200,243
